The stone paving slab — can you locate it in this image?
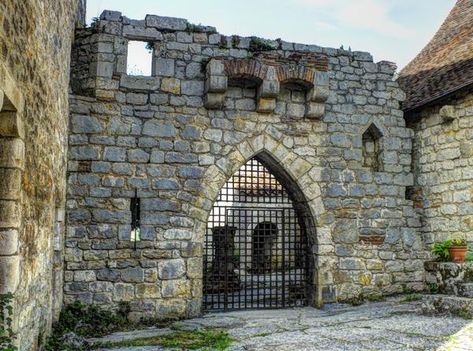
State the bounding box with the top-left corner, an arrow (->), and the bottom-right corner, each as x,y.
95,296 -> 473,351
90,327 -> 173,344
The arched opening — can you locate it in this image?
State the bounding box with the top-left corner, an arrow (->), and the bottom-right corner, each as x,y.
362,124 -> 383,171
203,153 -> 315,311
251,222 -> 278,274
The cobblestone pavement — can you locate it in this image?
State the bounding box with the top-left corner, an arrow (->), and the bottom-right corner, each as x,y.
98,297 -> 473,351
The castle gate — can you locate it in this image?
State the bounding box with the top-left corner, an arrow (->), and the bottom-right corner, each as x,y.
203,156 -> 313,311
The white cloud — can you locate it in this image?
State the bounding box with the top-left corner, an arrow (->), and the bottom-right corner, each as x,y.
299,0 -> 412,38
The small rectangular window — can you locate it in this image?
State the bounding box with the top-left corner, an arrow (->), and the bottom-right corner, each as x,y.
127,41 -> 153,76
130,191 -> 141,246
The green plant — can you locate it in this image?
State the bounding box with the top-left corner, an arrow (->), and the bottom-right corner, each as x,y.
365,294 -> 385,302
465,253 -> 473,262
146,42 -> 154,53
89,17 -> 101,34
95,328 -> 233,350
458,307 -> 473,319
451,238 -> 467,247
401,293 -> 421,302
218,37 -> 228,49
43,301 -> 131,351
249,37 -> 278,52
0,293 -> 16,351
200,57 -> 211,73
344,294 -> 365,306
231,35 -> 240,48
432,240 -> 452,261
428,283 -> 439,294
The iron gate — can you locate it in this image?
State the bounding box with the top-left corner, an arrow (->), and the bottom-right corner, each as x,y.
203,157 -> 311,311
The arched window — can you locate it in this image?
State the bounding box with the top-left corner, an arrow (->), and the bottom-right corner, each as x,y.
362,124 -> 383,171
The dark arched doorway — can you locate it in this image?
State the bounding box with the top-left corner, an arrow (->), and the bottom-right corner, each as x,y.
203,154 -> 314,311
251,222 -> 278,274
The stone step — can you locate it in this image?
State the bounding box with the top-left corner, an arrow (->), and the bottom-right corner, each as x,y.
422,294 -> 473,318
459,283 -> 473,298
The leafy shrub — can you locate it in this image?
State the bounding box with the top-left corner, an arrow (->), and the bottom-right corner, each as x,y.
0,293 -> 16,351
43,301 -> 131,350
432,240 -> 452,261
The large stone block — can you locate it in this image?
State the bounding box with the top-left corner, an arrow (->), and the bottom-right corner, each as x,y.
123,25 -> 163,40
0,229 -> 18,255
145,15 -> 188,31
0,139 -> 24,169
0,255 -> 19,294
158,259 -> 186,280
0,168 -> 21,200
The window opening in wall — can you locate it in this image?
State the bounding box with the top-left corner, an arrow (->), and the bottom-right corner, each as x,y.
130,190 -> 141,248
127,41 -> 153,76
362,124 -> 382,171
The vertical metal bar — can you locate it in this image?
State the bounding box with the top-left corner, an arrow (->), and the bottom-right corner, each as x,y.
282,208 -> 286,308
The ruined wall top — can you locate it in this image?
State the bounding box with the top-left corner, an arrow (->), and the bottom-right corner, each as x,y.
95,9 -> 380,62
72,10 -> 399,121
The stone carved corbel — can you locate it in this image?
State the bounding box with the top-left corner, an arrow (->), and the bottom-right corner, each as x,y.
204,59 -> 227,109
306,71 -> 330,119
204,56 -> 329,119
256,66 -> 279,113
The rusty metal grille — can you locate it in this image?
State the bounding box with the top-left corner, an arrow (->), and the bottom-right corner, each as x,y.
203,157 -> 311,311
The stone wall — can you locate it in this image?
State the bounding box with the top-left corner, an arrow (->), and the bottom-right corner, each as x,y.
425,261 -> 473,297
0,1 -> 80,349
408,89 -> 473,251
66,10 -> 423,320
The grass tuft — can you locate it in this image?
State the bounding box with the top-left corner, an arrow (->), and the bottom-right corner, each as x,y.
95,328 -> 233,350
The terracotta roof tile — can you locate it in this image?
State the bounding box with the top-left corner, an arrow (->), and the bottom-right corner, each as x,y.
398,0 -> 473,112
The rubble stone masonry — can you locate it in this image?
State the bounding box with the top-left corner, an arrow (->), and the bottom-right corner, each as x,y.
0,1 -> 82,350
66,10 -> 424,320
408,89 -> 473,250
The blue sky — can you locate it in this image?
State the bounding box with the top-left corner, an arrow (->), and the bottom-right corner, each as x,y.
87,0 -> 456,70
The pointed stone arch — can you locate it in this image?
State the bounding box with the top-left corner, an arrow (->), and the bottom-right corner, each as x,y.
190,133 -> 328,310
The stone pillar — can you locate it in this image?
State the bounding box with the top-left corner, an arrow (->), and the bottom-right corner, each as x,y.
0,69 -> 24,296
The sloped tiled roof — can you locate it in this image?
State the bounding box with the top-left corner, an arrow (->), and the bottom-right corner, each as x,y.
398,0 -> 473,112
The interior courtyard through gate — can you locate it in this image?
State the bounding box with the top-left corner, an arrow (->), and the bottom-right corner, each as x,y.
203,155 -> 314,311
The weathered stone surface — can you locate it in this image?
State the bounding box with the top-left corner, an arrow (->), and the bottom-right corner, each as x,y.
65,8 -> 431,324
145,15 -> 188,31
158,259 -> 186,280
94,298 -> 472,351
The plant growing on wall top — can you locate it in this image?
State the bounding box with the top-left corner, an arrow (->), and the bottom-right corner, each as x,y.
249,37 -> 278,52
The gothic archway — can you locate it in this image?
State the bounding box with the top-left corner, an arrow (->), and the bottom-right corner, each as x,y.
203,153 -> 316,311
